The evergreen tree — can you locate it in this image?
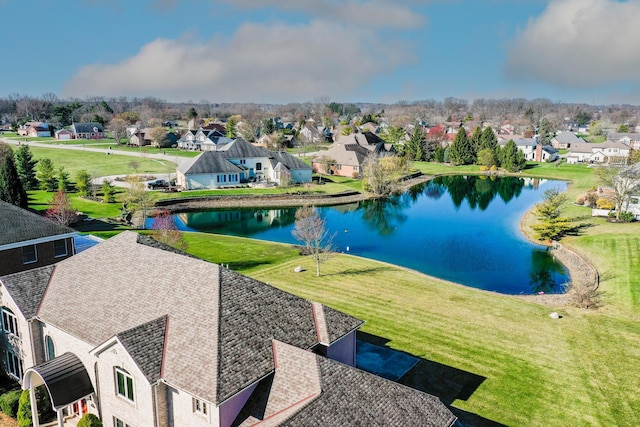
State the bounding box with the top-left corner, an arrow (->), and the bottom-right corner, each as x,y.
434,146 -> 445,163
469,126 -> 482,161
501,140 -> 526,172
75,170 -> 93,197
448,129 -> 474,165
57,167 -> 70,192
0,143 -> 28,208
226,116 -> 238,138
15,145 -> 39,190
405,127 -> 426,161
479,126 -> 498,151
36,158 -> 58,191
538,118 -> 552,145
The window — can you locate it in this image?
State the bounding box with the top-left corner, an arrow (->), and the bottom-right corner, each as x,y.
256,162 -> 262,171
6,350 -> 23,379
240,159 -> 246,165
2,308 -> 18,336
45,336 -> 55,361
54,239 -> 68,258
630,198 -> 639,205
113,417 -> 132,427
115,368 -> 134,401
193,397 -> 208,416
22,245 -> 37,264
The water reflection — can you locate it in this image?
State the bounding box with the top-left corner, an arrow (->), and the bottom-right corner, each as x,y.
425,175 -> 526,210
155,176 -> 570,295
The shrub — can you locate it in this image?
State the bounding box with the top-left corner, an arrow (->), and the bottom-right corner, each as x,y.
596,198 -> 614,209
0,389 -> 22,418
575,195 -> 585,205
17,390 -> 31,427
78,413 -> 103,427
479,165 -> 488,171
610,211 -> 636,223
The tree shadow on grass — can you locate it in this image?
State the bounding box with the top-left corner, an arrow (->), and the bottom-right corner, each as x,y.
358,331 -> 507,427
322,266 -> 396,277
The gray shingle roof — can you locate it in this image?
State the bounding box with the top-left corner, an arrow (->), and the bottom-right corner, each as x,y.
282,352 -> 457,426
30,231 -> 362,406
0,265 -> 54,318
0,201 -> 75,247
269,151 -> 310,171
217,268 -> 318,402
178,152 -> 246,175
72,122 -> 104,133
234,341 -> 456,427
117,315 -> 168,384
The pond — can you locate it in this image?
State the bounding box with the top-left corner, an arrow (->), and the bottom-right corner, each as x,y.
149,176 -> 570,295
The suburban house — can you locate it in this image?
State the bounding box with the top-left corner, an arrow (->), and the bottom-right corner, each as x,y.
550,132 -> 585,149
607,132 -> 640,150
312,132 -> 395,178
0,231 -> 457,427
298,123 -> 332,145
566,141 -> 630,164
0,201 -> 76,276
498,138 -> 559,162
129,128 -> 179,148
176,129 -> 231,151
18,122 -> 51,138
71,122 -> 105,139
176,137 -> 312,189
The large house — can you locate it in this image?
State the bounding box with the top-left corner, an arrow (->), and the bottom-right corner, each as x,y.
607,132 -> 640,150
71,122 -> 105,140
566,141 -> 630,164
0,231 -> 457,427
0,201 -> 76,276
312,132 -> 395,178
550,132 -> 585,149
177,129 -> 231,151
17,122 -> 51,138
498,138 -> 559,162
176,138 -> 312,189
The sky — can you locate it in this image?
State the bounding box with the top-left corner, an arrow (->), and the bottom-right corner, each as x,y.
1,0 -> 639,105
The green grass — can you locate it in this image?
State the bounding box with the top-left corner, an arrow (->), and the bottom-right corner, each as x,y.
244,241 -> 640,426
23,146 -> 175,177
28,189 -> 126,218
76,160 -> 639,425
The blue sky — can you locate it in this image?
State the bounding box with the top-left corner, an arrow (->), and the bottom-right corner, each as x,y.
1,0 -> 639,105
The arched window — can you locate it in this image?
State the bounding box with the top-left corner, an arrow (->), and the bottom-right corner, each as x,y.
45,335 -> 55,361
1,307 -> 18,336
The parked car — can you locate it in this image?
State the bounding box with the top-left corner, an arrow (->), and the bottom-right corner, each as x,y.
147,179 -> 169,189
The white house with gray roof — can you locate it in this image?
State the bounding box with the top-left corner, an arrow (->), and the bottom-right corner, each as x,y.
0,231 -> 456,427
176,138 -> 311,189
566,141 -> 630,164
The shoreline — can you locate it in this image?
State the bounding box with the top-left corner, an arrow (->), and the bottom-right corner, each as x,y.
151,173 -> 597,307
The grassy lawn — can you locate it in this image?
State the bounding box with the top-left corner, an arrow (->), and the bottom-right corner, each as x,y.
73,160 -> 639,425
23,146 -> 175,177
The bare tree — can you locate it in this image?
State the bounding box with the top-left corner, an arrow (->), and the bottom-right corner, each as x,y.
596,163 -> 640,220
123,176 -> 156,228
292,205 -> 335,276
109,118 -> 129,145
45,191 -> 78,225
148,126 -> 169,147
151,209 -> 188,250
361,152 -> 408,196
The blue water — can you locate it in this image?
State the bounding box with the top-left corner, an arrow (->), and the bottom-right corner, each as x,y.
149,176 -> 570,295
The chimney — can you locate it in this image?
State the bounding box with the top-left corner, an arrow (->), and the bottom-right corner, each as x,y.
535,144 -> 543,162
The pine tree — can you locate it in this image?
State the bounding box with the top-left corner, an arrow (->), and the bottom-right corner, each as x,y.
501,140 -> 526,172
14,145 -> 39,190
469,126 -> 482,162
0,143 -> 28,208
405,126 -> 426,161
479,126 -> 498,151
36,158 -> 57,191
449,129 -> 474,165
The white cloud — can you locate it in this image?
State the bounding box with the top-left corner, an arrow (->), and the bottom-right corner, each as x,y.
217,0 -> 424,29
505,0 -> 640,87
61,21 -> 415,103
